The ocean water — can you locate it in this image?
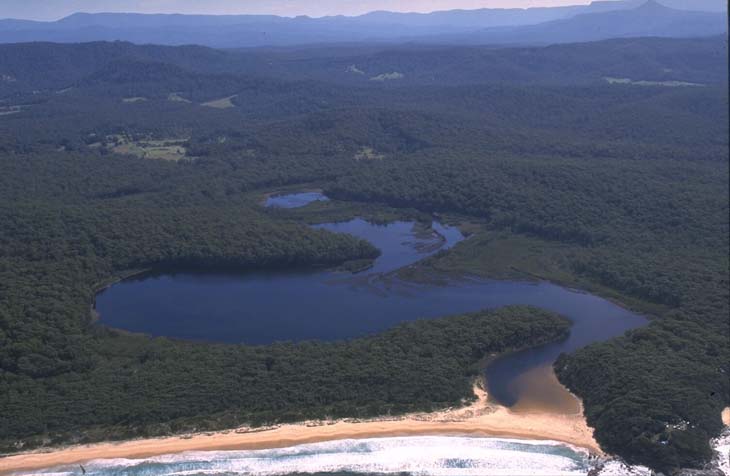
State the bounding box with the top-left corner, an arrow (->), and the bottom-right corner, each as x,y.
20,437 -> 601,476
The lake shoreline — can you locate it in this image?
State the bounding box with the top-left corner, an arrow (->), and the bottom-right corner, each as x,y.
0,381 -> 603,475
89,268 -> 151,324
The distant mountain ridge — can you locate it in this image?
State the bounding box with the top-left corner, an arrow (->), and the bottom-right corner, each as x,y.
434,1 -> 727,45
0,0 -> 725,47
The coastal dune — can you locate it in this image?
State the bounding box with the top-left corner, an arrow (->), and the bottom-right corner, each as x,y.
0,382 -> 601,475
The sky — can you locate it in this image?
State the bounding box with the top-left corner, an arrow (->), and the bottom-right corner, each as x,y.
0,0 -> 597,21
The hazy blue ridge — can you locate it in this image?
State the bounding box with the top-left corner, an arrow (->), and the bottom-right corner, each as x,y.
0,0 -> 725,47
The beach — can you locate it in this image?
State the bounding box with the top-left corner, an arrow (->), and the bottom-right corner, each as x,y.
0,379 -> 601,475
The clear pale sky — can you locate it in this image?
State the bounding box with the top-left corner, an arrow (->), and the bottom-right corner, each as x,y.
1,0 -> 598,21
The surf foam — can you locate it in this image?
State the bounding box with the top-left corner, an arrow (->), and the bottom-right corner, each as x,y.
21,436 -> 599,476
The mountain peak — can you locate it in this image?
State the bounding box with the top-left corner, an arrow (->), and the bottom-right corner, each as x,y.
635,0 -> 673,12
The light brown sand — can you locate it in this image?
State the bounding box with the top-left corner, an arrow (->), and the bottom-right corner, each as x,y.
506,364 -> 582,415
722,407 -> 730,426
0,380 -> 601,475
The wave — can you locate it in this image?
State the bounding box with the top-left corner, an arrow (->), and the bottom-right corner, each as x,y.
21,436 -> 604,476
712,429 -> 730,476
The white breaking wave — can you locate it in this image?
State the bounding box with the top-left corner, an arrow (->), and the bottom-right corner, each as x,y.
713,429 -> 730,476
593,461 -> 652,476
22,436 -> 600,476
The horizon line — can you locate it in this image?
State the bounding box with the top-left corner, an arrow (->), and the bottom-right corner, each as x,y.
1,0 -> 609,23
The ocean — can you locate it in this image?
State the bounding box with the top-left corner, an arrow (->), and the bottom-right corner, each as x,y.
15,436 -> 653,476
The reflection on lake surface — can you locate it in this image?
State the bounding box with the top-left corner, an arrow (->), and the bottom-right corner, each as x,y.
96,193 -> 647,412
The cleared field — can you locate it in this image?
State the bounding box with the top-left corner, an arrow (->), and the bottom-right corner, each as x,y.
604,77 -> 704,87
346,65 -> 365,74
167,92 -> 192,103
0,105 -> 22,116
354,146 -> 385,160
201,95 -> 238,109
371,72 -> 404,81
105,135 -> 189,161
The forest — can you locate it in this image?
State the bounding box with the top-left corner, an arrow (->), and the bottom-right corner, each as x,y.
0,37 -> 727,473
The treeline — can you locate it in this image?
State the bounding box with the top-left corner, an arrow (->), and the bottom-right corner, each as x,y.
0,305 -> 568,452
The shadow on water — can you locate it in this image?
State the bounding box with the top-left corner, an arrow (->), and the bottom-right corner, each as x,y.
95,193 -> 648,412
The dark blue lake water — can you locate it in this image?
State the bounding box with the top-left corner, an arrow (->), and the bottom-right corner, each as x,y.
95,193 -> 647,410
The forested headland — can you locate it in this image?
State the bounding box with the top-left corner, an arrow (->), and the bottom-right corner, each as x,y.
0,37 -> 727,472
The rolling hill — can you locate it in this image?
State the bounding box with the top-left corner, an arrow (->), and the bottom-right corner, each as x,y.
0,36 -> 725,97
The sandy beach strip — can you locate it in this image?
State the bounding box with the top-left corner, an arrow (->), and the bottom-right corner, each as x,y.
0,383 -> 601,475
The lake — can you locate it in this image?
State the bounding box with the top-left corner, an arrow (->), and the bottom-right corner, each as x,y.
95,193 -> 647,412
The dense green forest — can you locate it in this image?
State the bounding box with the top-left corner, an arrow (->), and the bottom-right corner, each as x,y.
0,37 -> 727,473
